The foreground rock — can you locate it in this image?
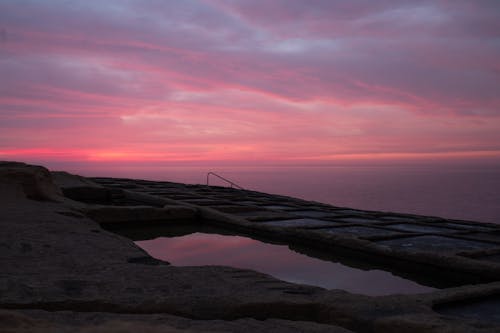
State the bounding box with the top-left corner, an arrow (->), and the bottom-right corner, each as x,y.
0,161 -> 62,201
85,205 -> 197,224
0,310 -> 350,333
0,161 -> 499,332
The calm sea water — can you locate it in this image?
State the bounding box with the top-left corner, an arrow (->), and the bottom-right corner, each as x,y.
68,164 -> 500,224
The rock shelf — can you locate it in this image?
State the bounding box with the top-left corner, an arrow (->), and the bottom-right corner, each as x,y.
1,161 -> 500,332
89,175 -> 500,285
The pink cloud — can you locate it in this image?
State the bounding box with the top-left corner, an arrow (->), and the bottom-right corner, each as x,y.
0,0 -> 499,165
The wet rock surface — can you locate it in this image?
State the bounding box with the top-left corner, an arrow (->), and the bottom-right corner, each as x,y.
1,161 -> 500,332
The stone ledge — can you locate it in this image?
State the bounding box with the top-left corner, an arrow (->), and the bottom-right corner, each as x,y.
85,205 -> 198,224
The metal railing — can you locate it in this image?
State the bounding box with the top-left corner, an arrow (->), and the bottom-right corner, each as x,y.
206,172 -> 244,190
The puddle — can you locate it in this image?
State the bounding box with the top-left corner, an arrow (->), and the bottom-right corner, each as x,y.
135,231 -> 436,296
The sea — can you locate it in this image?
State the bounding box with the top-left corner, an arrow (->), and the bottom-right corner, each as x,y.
61,163 -> 500,224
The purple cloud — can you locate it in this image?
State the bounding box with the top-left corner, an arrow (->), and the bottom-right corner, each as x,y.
0,0 -> 499,163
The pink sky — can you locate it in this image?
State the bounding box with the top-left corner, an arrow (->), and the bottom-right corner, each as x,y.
1,1 -> 499,166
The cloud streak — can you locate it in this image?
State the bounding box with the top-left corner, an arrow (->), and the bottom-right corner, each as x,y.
1,0 -> 499,165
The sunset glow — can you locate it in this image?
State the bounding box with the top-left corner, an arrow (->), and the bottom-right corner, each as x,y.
1,1 -> 499,167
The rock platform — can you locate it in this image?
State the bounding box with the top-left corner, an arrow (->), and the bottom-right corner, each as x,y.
1,161 -> 500,332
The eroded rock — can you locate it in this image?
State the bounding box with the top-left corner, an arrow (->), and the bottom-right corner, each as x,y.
85,205 -> 197,224
0,309 -> 354,333
0,161 -> 62,201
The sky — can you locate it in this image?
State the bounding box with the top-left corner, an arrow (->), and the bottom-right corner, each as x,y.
1,0 -> 500,167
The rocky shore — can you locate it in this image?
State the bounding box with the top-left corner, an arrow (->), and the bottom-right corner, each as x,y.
1,161 -> 499,332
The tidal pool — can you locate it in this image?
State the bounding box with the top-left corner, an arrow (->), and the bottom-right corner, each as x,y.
135,231 -> 436,296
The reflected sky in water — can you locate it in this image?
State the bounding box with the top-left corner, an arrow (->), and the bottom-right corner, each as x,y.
136,232 -> 436,296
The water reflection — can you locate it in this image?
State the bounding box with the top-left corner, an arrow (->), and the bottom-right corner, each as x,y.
135,230 -> 436,296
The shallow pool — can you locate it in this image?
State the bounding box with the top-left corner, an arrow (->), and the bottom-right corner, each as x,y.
135,231 -> 436,296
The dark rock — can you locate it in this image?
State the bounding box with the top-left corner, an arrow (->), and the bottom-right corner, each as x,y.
57,279 -> 89,297
127,256 -> 168,265
20,243 -> 32,253
62,186 -> 112,204
85,205 -> 197,224
0,161 -> 62,201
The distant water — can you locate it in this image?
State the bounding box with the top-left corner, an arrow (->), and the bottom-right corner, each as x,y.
70,164 -> 500,224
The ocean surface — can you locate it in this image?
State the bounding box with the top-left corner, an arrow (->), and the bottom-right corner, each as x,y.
70,164 -> 500,224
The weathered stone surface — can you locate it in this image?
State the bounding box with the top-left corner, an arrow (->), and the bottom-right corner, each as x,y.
2,163 -> 500,332
259,218 -> 343,228
434,295 -> 500,325
378,235 -> 497,253
52,171 -> 102,189
62,186 -> 113,204
123,190 -> 180,206
373,313 -> 493,333
0,161 -> 62,201
0,310 -> 353,333
84,205 -> 197,224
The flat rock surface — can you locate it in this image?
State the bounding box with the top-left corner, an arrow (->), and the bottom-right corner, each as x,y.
1,162 -> 500,332
99,176 -> 500,284
0,309 -> 352,333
